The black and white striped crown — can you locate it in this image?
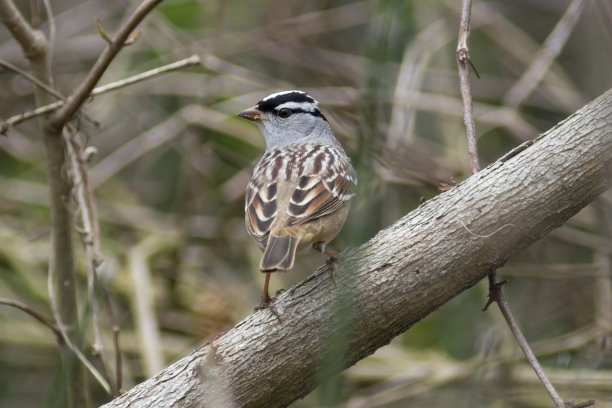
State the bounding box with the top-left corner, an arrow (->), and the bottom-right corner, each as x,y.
257,90 -> 326,120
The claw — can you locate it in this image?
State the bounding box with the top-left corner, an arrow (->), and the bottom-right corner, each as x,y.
325,256 -> 338,288
254,293 -> 281,322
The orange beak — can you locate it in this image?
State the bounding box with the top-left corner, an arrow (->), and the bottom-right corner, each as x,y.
238,105 -> 265,122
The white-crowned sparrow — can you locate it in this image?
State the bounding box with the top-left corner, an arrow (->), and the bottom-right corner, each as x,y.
238,90 -> 357,306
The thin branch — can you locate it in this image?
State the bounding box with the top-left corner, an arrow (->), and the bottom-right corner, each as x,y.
0,57 -> 63,99
455,0 -> 480,173
455,1 -> 567,407
64,125 -> 116,394
92,54 -> 200,95
101,287 -> 123,394
486,276 -> 565,407
46,0 -> 164,133
67,123 -> 123,396
571,400 -> 596,408
0,100 -> 62,134
0,297 -> 60,336
504,0 -> 588,108
65,126 -> 103,340
0,54 -> 201,134
47,248 -> 112,394
41,0 -> 55,84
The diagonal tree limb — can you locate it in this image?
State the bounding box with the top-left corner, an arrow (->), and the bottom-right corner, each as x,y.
102,89 -> 611,408
46,0 -> 164,133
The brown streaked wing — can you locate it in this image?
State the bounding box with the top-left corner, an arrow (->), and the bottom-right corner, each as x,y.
287,171 -> 357,226
245,182 -> 278,249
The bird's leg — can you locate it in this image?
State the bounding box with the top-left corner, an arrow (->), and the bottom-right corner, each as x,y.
254,273 -> 281,321
313,241 -> 338,287
257,272 -> 272,308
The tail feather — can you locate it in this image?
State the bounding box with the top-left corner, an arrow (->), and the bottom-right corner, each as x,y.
260,235 -> 299,272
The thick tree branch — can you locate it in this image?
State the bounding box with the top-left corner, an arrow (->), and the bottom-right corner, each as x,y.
103,89 -> 611,408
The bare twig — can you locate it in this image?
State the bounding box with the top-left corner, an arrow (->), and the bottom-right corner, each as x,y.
1,100 -> 61,134
486,275 -> 565,407
0,58 -> 98,128
456,0 -> 480,173
64,125 -> 102,335
93,54 -> 200,94
46,0 -> 164,133
101,288 -> 123,393
66,123 -> 122,396
0,58 -> 63,100
0,297 -> 60,336
47,251 -> 112,394
455,1 -> 567,407
504,0 -> 588,108
41,0 -> 55,83
64,124 -> 115,394
1,54 -> 201,134
570,400 -> 596,408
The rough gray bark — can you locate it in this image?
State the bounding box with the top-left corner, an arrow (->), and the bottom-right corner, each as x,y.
102,89 -> 612,408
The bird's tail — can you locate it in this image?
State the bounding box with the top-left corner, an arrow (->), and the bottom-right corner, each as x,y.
260,234 -> 299,272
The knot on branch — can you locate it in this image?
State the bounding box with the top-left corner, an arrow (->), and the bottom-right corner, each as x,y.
456,47 -> 469,63
24,29 -> 48,60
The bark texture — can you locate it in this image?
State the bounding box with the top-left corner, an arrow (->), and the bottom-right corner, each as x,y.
102,89 -> 612,408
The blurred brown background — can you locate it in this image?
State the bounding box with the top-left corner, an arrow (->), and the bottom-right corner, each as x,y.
0,0 -> 611,407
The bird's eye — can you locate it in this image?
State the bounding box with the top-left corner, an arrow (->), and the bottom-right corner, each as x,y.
277,108 -> 292,119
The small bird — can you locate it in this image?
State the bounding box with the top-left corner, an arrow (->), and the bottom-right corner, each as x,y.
238,90 -> 357,307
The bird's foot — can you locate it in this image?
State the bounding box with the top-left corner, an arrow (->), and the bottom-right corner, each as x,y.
254,292 -> 282,322
325,256 -> 338,288
254,292 -> 272,310
314,242 -> 339,288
